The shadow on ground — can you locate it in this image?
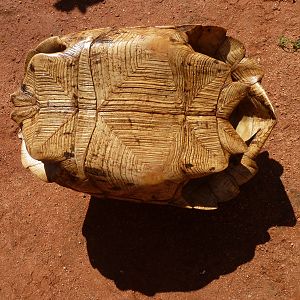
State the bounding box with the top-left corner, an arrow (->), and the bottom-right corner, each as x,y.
82,152 -> 296,296
53,0 -> 104,13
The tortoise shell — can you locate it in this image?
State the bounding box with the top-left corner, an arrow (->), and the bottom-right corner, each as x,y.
11,25 -> 276,209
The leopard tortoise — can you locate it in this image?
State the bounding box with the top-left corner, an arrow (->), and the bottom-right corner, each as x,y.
11,25 -> 276,209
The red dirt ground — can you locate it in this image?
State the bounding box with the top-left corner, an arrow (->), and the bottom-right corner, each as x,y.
1,0 -> 300,299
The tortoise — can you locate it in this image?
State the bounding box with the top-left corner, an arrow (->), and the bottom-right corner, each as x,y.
11,25 -> 276,209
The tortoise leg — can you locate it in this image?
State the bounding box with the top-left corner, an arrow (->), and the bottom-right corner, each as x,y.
181,178 -> 219,210
208,81 -> 276,203
179,154 -> 258,210
208,155 -> 258,203
209,81 -> 276,203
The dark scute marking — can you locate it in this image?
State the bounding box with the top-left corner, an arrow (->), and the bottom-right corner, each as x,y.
86,167 -> 107,177
97,38 -> 114,44
21,84 -> 27,93
64,151 -> 75,158
180,167 -> 187,174
29,63 -> 35,72
185,163 -> 194,168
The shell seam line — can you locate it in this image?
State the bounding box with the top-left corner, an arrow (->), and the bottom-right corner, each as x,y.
76,38 -> 98,180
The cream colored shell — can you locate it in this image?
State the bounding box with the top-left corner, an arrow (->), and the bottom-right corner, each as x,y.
11,25 -> 276,209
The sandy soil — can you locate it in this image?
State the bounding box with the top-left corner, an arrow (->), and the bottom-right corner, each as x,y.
1,0 -> 300,299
